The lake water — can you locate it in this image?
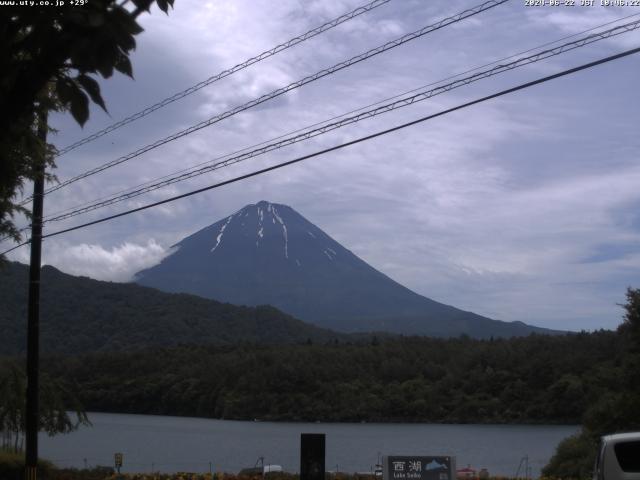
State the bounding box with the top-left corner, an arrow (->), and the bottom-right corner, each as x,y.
39,412 -> 579,477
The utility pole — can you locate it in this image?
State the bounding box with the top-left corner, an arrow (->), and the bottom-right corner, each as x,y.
25,108 -> 47,480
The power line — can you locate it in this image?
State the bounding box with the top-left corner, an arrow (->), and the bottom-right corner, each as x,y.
40,18 -> 640,224
8,12 -> 640,237
4,45 -> 638,256
37,12 -> 640,223
11,8 -> 638,241
32,0 -> 509,201
55,0 -> 392,157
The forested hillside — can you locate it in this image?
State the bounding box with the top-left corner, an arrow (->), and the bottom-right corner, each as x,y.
0,262 -> 345,354
37,331 -> 620,424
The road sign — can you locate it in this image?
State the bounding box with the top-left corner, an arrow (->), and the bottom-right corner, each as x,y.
115,453 -> 123,469
383,456 -> 456,480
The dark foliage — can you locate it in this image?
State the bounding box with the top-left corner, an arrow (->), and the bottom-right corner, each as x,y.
0,450 -> 54,480
28,330 -> 621,424
0,262 -> 345,355
543,288 -> 640,479
0,362 -> 90,454
0,451 -> 115,480
542,434 -> 597,480
0,0 -> 174,243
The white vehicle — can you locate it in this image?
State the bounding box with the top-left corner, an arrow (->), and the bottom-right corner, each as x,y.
239,457 -> 283,477
263,464 -> 283,474
594,432 -> 640,480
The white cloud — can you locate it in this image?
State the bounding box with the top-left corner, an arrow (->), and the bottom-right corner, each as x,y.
38,240 -> 169,282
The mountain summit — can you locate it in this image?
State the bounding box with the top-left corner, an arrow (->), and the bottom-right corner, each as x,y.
135,201 -> 557,338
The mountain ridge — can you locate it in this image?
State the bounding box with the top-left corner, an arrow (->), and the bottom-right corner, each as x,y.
135,200 -> 562,338
0,261 -> 346,355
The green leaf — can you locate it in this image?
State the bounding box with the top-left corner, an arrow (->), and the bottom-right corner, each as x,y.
114,52 -> 133,78
76,74 -> 107,113
55,77 -> 74,106
131,0 -> 154,12
55,76 -> 90,126
96,62 -> 114,79
112,6 -> 144,35
95,45 -> 116,78
69,86 -> 90,126
68,37 -> 98,71
114,29 -> 137,53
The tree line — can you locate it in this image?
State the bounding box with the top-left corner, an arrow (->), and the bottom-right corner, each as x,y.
0,262 -> 345,356
2,287 -> 638,478
17,329 -> 621,425
542,288 -> 640,479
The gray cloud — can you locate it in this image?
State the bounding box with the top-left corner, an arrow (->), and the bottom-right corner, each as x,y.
6,0 -> 640,331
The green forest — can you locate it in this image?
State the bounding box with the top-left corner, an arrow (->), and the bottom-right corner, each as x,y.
22,330 -> 619,424
2,277 -> 639,479
542,288 -> 640,478
0,262 -> 345,355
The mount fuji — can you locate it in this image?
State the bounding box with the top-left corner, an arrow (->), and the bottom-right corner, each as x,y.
135,201 -> 558,338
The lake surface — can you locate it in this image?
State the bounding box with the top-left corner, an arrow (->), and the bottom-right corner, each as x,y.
39,412 -> 578,477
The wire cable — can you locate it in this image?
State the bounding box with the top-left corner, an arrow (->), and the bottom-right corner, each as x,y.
37,11 -> 640,223
32,0 -> 510,201
55,0 -> 392,157
4,45 -> 638,256
40,18 -> 640,224
9,11 -> 640,235
10,8 -> 639,243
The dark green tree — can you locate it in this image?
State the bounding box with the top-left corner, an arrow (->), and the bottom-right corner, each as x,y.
0,0 -> 175,244
618,287 -> 640,349
543,287 -> 640,479
0,363 -> 89,453
542,434 -> 598,480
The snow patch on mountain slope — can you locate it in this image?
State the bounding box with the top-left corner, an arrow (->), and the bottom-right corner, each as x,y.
256,206 -> 264,247
272,206 -> 288,259
256,225 -> 264,247
211,215 -> 233,253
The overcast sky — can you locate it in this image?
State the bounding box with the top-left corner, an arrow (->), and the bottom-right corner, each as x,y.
6,0 -> 640,332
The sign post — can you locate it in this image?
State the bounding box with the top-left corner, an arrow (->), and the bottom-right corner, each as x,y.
114,453 -> 123,475
383,456 -> 456,480
301,433 -> 325,480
